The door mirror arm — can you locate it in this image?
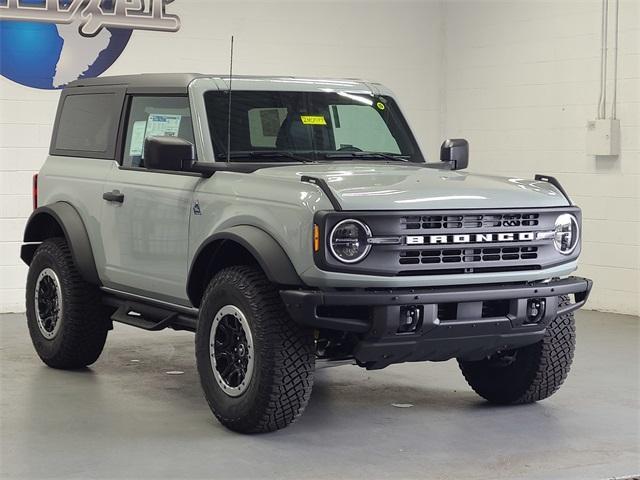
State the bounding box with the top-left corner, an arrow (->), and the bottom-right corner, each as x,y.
185,162 -> 216,178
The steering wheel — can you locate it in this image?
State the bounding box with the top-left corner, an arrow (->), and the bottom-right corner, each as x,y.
336,145 -> 362,152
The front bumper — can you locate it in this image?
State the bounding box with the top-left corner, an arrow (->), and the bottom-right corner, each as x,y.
281,276 -> 592,369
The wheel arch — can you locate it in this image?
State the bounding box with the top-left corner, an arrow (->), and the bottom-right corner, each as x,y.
21,202 -> 100,285
187,225 -> 302,307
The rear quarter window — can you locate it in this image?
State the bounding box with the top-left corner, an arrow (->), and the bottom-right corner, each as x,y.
52,92 -> 121,158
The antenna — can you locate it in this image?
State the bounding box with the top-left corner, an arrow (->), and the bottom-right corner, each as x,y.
226,35 -> 234,164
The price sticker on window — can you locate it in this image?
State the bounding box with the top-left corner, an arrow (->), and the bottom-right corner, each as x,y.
300,115 -> 327,126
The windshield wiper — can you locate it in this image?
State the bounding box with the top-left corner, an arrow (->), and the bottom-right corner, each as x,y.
226,151 -> 316,163
324,152 -> 410,162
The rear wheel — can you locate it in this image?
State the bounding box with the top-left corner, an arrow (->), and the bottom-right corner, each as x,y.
458,296 -> 575,404
26,237 -> 111,369
195,266 -> 315,433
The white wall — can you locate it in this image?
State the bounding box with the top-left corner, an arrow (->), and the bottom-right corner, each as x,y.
1,0 -> 638,316
0,0 -> 445,312
442,0 -> 639,316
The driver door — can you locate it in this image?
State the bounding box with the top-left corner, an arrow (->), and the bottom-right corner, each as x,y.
99,95 -> 200,305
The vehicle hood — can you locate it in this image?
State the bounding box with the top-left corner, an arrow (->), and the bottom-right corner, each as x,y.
254,163 -> 569,210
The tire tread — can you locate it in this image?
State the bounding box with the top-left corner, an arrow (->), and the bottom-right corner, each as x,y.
27,237 -> 109,369
196,266 -> 314,433
458,295 -> 575,404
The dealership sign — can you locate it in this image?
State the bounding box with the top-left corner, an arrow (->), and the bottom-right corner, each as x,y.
0,0 -> 181,89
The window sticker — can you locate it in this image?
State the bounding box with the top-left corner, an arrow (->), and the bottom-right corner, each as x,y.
376,101 -> 386,111
300,115 -> 327,126
129,120 -> 147,156
146,114 -> 182,138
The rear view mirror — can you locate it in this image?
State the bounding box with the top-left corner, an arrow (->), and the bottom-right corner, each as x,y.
440,138 -> 469,170
144,136 -> 194,171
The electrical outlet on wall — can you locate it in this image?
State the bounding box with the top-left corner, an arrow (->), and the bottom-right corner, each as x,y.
586,119 -> 621,156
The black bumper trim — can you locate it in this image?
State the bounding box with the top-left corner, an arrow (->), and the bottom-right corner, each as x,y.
281,276 -> 592,334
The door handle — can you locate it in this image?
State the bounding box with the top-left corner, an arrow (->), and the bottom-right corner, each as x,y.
103,190 -> 125,203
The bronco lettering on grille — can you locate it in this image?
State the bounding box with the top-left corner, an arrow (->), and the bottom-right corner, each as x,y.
405,232 -> 536,245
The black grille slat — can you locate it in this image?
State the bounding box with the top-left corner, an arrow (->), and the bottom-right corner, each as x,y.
399,246 -> 539,265
399,258 -> 420,265
421,257 -> 440,264
401,213 -> 540,230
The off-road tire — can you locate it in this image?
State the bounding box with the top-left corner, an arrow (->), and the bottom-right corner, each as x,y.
458,295 -> 575,404
195,266 -> 315,433
26,237 -> 110,369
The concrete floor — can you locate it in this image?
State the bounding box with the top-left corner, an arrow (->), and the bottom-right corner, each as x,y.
0,310 -> 638,480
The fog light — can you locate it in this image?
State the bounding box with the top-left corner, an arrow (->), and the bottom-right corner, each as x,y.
525,298 -> 546,324
398,305 -> 422,333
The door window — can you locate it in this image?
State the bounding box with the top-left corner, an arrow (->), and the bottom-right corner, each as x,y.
122,96 -> 196,168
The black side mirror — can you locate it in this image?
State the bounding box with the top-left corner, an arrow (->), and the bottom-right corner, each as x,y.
144,136 -> 194,171
440,138 -> 469,170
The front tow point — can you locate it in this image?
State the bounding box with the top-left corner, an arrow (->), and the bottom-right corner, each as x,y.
398,305 -> 423,333
525,298 -> 546,324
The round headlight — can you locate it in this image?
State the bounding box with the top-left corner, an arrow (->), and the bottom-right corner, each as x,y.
329,219 -> 372,263
554,214 -> 579,255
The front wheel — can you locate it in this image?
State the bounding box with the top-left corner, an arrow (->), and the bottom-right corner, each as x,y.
195,266 -> 315,433
458,296 -> 576,404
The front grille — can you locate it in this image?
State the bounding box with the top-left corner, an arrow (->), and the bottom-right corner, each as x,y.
317,207 -> 579,276
401,213 -> 540,230
389,209 -> 560,275
399,246 -> 539,265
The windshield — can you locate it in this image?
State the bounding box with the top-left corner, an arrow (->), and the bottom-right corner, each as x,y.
204,90 -> 424,163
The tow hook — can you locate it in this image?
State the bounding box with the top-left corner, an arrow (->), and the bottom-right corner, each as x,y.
398,305 -> 422,333
525,298 -> 546,324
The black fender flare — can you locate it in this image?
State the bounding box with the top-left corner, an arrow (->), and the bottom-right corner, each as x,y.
21,202 -> 100,285
187,225 -> 302,306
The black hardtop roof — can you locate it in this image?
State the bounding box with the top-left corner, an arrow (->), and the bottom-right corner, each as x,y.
66,73 -> 208,89
64,73 -> 374,93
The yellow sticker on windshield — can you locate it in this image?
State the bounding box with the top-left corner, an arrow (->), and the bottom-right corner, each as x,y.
300,115 -> 327,126
376,101 -> 386,110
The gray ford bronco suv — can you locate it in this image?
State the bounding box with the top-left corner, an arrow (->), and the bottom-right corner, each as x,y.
21,74 -> 592,433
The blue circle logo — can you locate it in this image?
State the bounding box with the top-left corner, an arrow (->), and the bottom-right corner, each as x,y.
0,0 -> 179,90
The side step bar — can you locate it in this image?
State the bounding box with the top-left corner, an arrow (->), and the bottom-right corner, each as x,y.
103,296 -> 197,332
